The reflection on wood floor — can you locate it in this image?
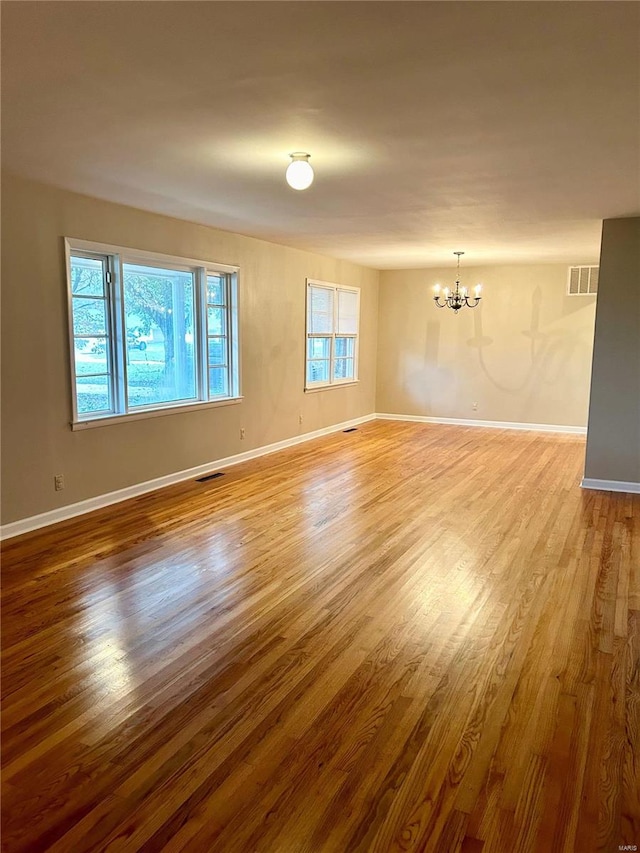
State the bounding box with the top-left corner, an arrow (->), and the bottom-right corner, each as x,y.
1,420 -> 638,852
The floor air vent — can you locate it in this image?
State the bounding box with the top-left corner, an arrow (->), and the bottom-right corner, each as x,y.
343,428 -> 358,433
196,472 -> 225,482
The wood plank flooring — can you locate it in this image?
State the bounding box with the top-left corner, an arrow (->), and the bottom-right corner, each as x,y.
1,420 -> 638,852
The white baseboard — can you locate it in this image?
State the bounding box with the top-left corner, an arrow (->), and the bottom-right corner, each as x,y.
580,478 -> 640,495
376,412 -> 587,435
0,414 -> 376,541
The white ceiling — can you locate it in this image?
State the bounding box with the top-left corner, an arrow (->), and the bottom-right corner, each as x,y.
2,1 -> 639,269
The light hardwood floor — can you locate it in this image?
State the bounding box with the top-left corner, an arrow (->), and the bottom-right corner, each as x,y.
1,420 -> 638,852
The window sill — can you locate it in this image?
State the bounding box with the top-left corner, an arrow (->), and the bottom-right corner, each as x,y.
71,396 -> 243,431
304,381 -> 360,394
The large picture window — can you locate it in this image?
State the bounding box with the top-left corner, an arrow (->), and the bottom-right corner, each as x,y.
306,280 -> 360,389
66,239 -> 240,427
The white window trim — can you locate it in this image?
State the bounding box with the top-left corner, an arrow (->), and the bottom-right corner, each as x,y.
65,238 -> 241,427
304,381 -> 359,394
70,396 -> 243,431
305,278 -> 360,391
66,238 -> 239,274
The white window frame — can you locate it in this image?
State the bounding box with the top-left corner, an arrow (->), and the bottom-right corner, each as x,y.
65,238 -> 241,430
305,278 -> 360,391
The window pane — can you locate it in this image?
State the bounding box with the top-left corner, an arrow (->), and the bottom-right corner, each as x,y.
208,338 -> 226,365
308,286 -> 334,334
72,297 -> 107,336
75,374 -> 112,415
74,338 -> 109,374
334,337 -> 355,358
209,366 -> 229,398
207,275 -> 225,305
337,290 -> 359,334
122,263 -> 196,407
207,306 -> 226,336
307,360 -> 330,384
334,358 -> 355,380
307,337 -> 331,359
70,256 -> 104,296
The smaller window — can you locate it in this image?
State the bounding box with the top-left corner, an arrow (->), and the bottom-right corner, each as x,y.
206,273 -> 231,398
306,280 -> 360,389
70,253 -> 115,417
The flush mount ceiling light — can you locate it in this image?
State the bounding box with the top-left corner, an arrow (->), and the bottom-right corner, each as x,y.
286,152 -> 314,190
433,252 -> 482,313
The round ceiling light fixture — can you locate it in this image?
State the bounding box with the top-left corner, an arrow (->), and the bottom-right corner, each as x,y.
286,152 -> 314,190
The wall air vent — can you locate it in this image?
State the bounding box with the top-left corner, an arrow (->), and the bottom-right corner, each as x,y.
567,265 -> 598,296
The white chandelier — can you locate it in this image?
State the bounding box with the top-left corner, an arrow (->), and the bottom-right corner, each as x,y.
433,252 -> 482,312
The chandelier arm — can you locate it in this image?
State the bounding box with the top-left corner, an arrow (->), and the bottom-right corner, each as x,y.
464,296 -> 482,307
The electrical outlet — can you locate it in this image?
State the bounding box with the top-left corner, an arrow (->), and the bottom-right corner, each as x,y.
299,414 -> 303,425
472,402 -> 478,411
54,474 -> 64,491
240,427 -> 246,439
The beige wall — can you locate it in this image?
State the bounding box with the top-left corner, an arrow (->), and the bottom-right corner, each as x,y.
584,217 -> 640,484
1,174 -> 379,525
376,264 -> 596,426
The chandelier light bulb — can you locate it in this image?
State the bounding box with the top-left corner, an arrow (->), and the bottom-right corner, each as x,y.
286,152 -> 314,190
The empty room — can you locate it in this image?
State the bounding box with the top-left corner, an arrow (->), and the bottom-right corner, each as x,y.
1,2 -> 639,851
